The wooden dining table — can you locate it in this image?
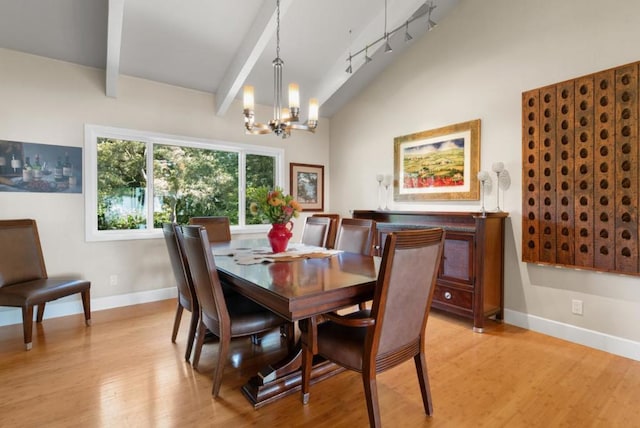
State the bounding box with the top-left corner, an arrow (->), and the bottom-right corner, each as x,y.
212,239 -> 378,408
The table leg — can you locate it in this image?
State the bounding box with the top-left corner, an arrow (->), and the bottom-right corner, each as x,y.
241,319 -> 344,408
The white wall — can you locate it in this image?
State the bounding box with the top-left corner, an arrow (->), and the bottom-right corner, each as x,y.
329,0 -> 640,358
0,48 -> 329,320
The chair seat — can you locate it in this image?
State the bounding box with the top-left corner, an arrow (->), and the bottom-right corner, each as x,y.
201,293 -> 287,338
316,310 -> 371,371
0,278 -> 90,307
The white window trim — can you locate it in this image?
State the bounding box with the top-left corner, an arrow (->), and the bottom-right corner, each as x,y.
84,124 -> 284,242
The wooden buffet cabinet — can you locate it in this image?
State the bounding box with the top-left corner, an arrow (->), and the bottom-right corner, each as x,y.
353,210 -> 508,332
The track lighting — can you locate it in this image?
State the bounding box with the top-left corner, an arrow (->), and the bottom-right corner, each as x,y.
346,1 -> 437,72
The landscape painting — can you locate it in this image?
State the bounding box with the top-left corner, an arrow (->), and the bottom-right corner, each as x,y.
394,119 -> 480,201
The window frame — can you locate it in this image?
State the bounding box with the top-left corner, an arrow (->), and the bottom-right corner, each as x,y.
84,124 -> 284,242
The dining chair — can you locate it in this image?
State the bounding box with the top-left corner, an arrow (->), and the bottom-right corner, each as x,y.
311,213 -> 340,248
162,223 -> 199,363
180,225 -> 294,397
0,219 -> 91,350
188,216 -> 232,243
300,228 -> 445,427
335,218 -> 376,311
335,218 -> 376,256
189,216 -> 239,297
300,216 -> 331,248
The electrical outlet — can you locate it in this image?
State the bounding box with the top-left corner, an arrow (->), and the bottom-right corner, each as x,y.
571,299 -> 583,315
109,274 -> 118,286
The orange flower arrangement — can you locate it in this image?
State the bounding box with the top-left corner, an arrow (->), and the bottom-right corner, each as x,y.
248,186 -> 302,224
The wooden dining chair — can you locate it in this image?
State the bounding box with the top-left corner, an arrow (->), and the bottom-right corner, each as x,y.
335,218 -> 376,311
180,225 -> 294,397
335,218 -> 376,256
162,223 -> 199,363
300,216 -> 331,248
188,216 -> 231,243
301,228 -> 445,427
311,213 -> 340,248
0,219 -> 91,350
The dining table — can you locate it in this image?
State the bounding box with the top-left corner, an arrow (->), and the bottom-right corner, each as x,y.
211,239 -> 379,408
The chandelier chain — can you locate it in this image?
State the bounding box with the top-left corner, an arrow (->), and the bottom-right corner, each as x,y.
276,0 -> 280,59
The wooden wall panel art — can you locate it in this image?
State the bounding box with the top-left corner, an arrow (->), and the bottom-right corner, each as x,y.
522,61 -> 640,275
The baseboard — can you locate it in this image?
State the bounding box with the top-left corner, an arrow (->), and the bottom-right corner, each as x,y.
3,293 -> 638,362
0,287 -> 177,327
504,309 -> 640,362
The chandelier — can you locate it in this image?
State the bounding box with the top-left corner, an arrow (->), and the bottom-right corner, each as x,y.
242,0 -> 318,139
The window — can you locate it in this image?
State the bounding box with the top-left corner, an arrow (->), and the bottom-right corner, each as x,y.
85,125 -> 284,241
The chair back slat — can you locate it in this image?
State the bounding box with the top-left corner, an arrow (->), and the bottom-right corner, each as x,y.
370,228 -> 444,357
0,219 -> 47,287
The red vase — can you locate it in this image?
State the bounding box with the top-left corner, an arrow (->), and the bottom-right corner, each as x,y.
268,222 -> 293,253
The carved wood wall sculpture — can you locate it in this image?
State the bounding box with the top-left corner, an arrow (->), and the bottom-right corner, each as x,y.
522,61 -> 640,275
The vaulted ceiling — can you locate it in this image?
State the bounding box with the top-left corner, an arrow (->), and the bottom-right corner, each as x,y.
0,0 -> 458,118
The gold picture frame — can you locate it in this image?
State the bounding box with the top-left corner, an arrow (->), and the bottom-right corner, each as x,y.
290,162 -> 324,211
394,119 -> 480,201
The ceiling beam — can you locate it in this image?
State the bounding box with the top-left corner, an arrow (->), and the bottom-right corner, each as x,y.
214,0 -> 293,117
106,0 -> 125,98
313,0 -> 427,108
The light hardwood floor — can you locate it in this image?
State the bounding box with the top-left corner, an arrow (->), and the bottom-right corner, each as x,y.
1,299 -> 639,427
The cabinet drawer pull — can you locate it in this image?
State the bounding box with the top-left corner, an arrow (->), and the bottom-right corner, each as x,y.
444,291 -> 452,300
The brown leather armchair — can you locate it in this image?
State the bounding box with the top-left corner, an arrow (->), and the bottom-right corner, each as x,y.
301,228 -> 445,427
0,219 -> 91,350
180,225 -> 294,397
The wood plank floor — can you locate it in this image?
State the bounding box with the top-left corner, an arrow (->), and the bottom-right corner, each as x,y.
1,299 -> 639,427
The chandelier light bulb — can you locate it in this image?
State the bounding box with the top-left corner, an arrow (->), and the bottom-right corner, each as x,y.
288,83 -> 300,109
243,85 -> 255,110
308,99 -> 319,122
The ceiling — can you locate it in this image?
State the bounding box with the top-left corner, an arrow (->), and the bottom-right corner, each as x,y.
0,0 -> 459,118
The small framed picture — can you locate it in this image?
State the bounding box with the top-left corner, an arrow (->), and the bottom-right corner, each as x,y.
290,162 -> 324,211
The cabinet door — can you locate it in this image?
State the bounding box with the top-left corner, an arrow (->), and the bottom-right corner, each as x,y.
438,233 -> 474,287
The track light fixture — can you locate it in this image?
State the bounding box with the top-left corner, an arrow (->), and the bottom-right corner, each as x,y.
383,0 -> 392,53
346,0 -> 437,72
426,1 -> 437,31
404,21 -> 413,42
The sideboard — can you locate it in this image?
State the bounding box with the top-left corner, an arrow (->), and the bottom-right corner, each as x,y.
352,210 -> 508,332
